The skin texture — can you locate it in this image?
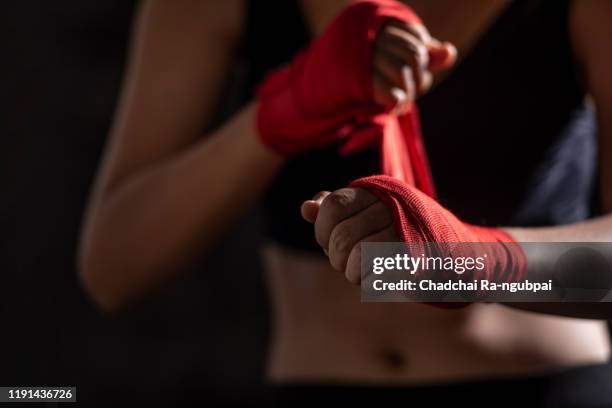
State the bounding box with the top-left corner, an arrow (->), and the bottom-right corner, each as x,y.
79,0 -> 612,384
78,0 -> 454,311
301,0 -> 612,319
79,0 -> 284,310
372,20 -> 457,110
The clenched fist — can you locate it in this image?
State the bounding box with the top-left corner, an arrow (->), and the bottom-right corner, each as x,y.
302,188 -> 398,284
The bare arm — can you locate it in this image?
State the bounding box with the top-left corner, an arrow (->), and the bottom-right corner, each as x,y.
303,0 -> 612,319
78,0 -> 284,312
503,0 -> 612,318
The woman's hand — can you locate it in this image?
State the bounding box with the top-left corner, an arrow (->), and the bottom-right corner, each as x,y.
301,188 -> 398,284
373,20 -> 457,111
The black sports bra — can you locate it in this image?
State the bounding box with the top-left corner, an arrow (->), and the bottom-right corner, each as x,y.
220,0 -> 597,252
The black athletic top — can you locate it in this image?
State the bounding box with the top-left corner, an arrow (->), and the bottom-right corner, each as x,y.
225,0 -> 597,251
271,362 -> 612,406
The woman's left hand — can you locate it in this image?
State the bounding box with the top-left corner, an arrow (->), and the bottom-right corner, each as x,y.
301,188 -> 398,284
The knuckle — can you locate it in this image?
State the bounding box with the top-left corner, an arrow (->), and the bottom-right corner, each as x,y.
322,190 -> 354,218
382,23 -> 398,39
414,24 -> 432,42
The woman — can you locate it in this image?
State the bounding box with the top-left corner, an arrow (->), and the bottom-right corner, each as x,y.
79,0 -> 612,405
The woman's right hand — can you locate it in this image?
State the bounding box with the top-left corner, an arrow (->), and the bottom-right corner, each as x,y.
372,19 -> 457,111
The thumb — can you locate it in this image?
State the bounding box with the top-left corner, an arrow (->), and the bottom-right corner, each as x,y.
428,41 -> 457,72
301,191 -> 330,223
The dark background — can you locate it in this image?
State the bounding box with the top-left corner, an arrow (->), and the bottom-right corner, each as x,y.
1,1 -> 270,406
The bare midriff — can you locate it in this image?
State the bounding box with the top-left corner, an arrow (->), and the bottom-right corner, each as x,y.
262,242 -> 610,385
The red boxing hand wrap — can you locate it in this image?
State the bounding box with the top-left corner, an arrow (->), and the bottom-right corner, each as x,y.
351,175 -> 527,285
257,0 -> 436,197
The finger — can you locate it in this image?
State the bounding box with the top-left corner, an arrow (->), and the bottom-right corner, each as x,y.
301,191 -> 330,223
373,70 -> 403,108
379,26 -> 431,94
314,188 -> 377,250
428,41 -> 457,72
386,20 -> 431,44
373,66 -> 414,110
373,48 -> 414,94
379,25 -> 429,73
384,20 -> 457,74
402,66 -> 417,104
378,26 -> 428,93
328,202 -> 393,272
345,225 -> 398,284
392,85 -> 411,116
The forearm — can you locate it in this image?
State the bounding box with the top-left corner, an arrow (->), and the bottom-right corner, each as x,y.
79,103 -> 283,311
502,215 -> 612,318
